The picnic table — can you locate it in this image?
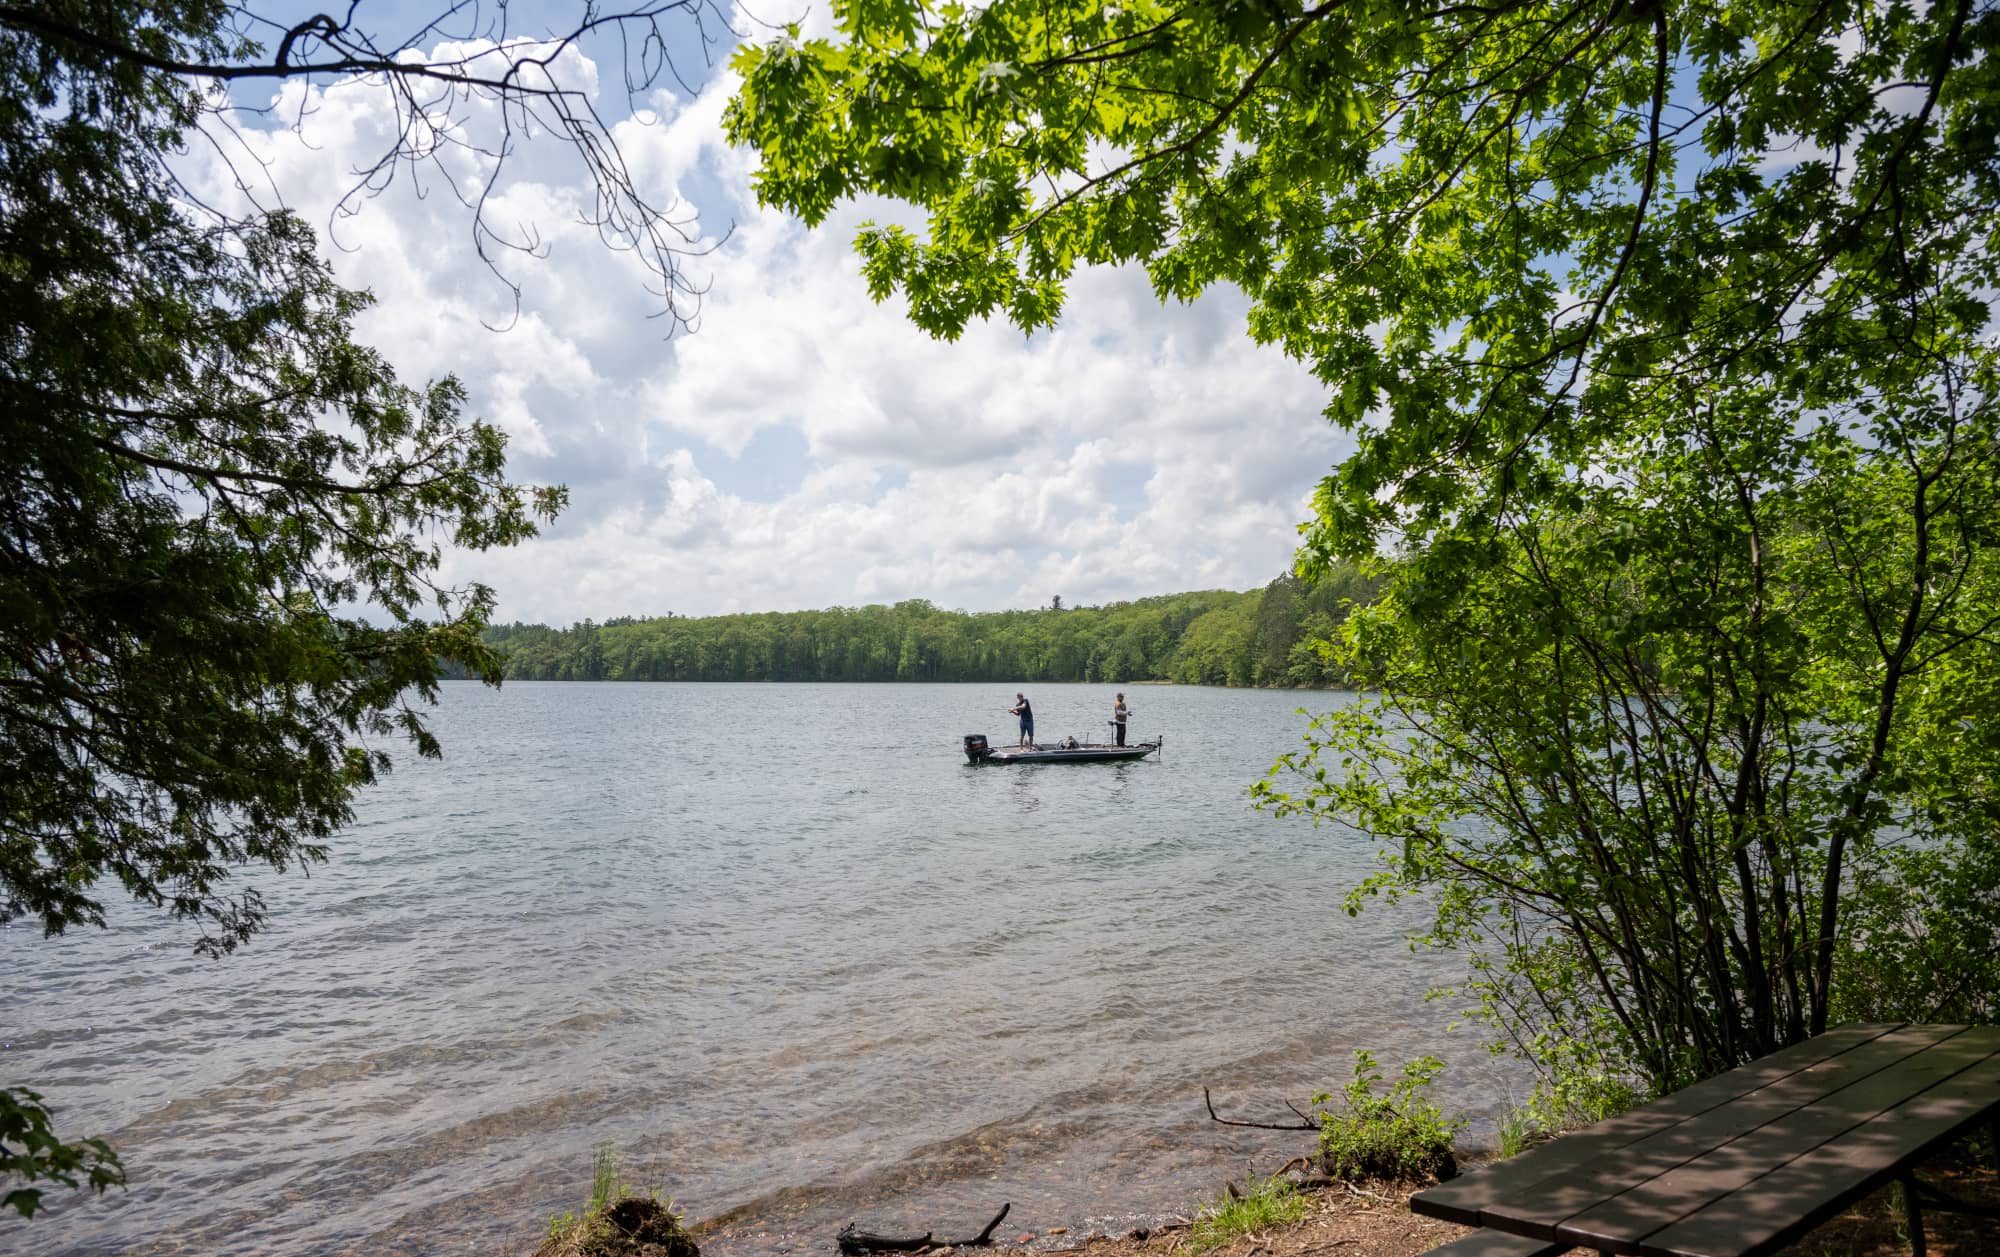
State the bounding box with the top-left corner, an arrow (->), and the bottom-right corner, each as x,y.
1409,1023 -> 2000,1257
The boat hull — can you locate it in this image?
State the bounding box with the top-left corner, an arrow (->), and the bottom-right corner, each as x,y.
966,741 -> 1161,764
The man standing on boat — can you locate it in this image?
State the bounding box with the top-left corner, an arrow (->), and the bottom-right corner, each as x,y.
1009,693 -> 1035,748
1112,693 -> 1130,747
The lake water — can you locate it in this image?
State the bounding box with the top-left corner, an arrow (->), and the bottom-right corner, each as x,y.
4,682 -> 1525,1256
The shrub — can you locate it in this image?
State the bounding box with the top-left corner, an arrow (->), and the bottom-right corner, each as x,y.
1832,836 -> 2000,1026
1315,1051 -> 1463,1183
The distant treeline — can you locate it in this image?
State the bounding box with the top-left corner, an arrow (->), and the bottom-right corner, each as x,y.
477,563 -> 1380,686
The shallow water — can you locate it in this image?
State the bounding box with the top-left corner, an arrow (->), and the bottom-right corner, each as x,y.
5,682 -> 1525,1255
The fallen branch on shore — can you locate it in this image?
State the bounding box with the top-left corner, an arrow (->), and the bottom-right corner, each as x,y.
837,1203 -> 1011,1254
1261,1155 -> 1338,1192
1202,1086 -> 1318,1131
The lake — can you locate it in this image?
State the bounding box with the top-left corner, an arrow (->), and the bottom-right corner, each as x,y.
3,682 -> 1524,1255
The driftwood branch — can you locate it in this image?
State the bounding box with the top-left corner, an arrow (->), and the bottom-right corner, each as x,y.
1203,1086 -> 1318,1131
838,1203 -> 1012,1254
1227,1156 -> 1340,1203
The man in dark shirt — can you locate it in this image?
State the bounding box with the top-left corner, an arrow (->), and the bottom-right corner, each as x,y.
1009,693 -> 1035,747
1112,693 -> 1129,746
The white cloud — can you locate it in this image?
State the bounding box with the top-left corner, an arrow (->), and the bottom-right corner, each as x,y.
190,42 -> 1349,621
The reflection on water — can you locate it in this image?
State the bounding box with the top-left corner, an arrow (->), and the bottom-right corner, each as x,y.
4,682 -> 1523,1256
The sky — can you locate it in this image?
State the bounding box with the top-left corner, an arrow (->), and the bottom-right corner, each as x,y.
192,8 -> 1352,625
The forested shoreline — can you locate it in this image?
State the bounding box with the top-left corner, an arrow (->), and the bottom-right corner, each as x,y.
479,563 -> 1379,685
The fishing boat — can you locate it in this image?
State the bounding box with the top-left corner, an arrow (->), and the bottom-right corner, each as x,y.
962,733 -> 1162,764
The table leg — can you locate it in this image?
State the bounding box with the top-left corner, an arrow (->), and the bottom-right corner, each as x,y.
1900,1174 -> 1926,1257
1987,1113 -> 2000,1173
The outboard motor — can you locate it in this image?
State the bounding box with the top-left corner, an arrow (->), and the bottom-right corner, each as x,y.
963,733 -> 991,762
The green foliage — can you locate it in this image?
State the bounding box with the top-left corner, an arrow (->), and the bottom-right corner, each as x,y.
1524,1054 -> 1643,1135
726,0 -> 2000,570
3,2 -> 562,950
1832,835 -> 2000,1026
588,1143 -> 624,1216
1495,1069 -> 1634,1163
548,1143 -> 627,1241
1313,1052 -> 1462,1184
540,1145 -> 695,1257
548,1146 -> 620,1241
477,567 -> 1379,686
2,1 -> 560,1212
1172,600 -> 1259,687
1257,349 -> 2000,1096
1493,1108 -> 1542,1162
0,1090 -> 122,1219
1188,1176 -> 1308,1253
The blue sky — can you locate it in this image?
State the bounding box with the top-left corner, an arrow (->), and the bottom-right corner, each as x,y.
197,4 -> 1352,622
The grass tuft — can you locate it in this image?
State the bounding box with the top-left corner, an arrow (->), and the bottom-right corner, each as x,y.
1188,1176 -> 1310,1253
538,1143 -> 696,1257
1495,1106 -> 1545,1160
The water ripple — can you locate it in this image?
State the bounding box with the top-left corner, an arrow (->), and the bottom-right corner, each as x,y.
6,682 -> 1518,1256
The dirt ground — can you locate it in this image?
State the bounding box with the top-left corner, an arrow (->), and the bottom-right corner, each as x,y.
1048,1180 -> 1496,1257
1014,1141 -> 2000,1257
578,1138 -> 2000,1257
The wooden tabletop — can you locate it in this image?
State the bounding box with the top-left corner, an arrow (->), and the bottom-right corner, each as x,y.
1410,1023 -> 2000,1257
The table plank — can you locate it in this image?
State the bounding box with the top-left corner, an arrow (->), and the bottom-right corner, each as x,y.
1476,1023 -> 1963,1238
1643,1047 -> 2000,1257
1410,1023 -> 1902,1226
1553,1026 -> 2000,1254
1419,1230 -> 1566,1257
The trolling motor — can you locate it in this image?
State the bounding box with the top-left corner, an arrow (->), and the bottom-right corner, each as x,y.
962,733 -> 992,763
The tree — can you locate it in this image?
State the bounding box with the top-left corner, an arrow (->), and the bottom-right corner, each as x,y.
4,0 -> 731,327
1171,599 -> 1258,686
474,589 -> 1301,684
1252,575 -> 1300,686
1258,343 -> 2000,1105
724,0 -> 2000,1103
1,0 -> 732,1218
727,0 -> 1998,551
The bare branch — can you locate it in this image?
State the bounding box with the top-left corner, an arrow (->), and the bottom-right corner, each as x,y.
1204,1086 -> 1320,1131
